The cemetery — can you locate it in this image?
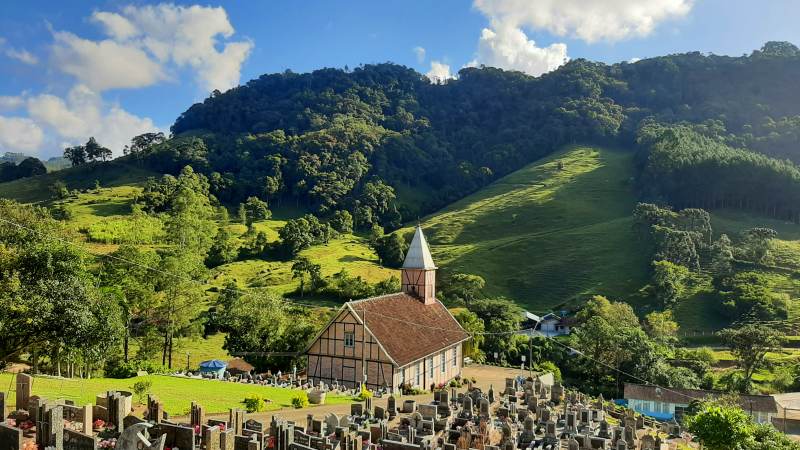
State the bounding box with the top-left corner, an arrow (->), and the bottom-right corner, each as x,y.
0,369 -> 699,449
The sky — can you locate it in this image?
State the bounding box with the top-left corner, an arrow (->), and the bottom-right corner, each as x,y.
1,0 -> 800,159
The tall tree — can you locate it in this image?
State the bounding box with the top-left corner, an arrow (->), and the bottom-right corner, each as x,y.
718,324 -> 782,392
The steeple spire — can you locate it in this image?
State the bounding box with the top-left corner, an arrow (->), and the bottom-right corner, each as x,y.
403,225 -> 437,270
401,225 -> 437,304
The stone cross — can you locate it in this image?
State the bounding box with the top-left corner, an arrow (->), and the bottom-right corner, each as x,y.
15,373 -> 32,411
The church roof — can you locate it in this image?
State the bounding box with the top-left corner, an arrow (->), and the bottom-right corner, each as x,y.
347,292 -> 469,367
402,226 -> 437,269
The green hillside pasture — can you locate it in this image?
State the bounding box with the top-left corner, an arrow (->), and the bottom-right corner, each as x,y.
0,162 -> 156,204
0,373 -> 351,415
413,145 -> 650,311
86,214 -> 164,244
128,333 -> 231,366
210,235 -> 396,299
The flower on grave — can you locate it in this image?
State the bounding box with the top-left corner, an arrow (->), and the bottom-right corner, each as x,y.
219,423 -> 226,431
19,420 -> 35,430
93,418 -> 106,429
194,424 -> 200,434
5,418 -> 16,427
22,441 -> 38,450
98,438 -> 118,449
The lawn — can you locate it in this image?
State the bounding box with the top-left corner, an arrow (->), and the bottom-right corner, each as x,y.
0,373 -> 352,416
406,145 -> 651,312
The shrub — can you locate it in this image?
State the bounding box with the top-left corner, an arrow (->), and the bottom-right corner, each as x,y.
291,392 -> 309,409
131,379 -> 153,404
354,384 -> 373,401
243,394 -> 268,413
104,358 -> 168,378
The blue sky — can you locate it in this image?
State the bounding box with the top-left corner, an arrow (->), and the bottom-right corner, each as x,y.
1,0 -> 799,158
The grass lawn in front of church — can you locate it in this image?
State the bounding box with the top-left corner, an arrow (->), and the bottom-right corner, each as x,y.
0,373 -> 353,416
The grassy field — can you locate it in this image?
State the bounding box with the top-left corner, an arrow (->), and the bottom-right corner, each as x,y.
0,161 -> 157,204
0,373 -> 352,415
410,145 -> 651,312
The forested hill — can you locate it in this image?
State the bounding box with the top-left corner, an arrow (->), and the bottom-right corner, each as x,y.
115,41 -> 800,228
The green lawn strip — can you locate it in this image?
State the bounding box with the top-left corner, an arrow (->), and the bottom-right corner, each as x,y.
0,373 -> 352,415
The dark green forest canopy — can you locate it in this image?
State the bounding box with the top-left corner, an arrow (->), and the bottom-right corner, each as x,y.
122,42 -> 800,225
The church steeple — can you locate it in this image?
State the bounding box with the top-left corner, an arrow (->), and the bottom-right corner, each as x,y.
401,226 -> 437,304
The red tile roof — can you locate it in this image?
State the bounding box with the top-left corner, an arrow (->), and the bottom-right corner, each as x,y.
347,292 -> 470,367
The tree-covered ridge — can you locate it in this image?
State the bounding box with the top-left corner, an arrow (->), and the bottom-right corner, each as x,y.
123,42 -> 800,228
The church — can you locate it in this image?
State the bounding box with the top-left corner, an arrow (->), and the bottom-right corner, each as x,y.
304,226 -> 470,391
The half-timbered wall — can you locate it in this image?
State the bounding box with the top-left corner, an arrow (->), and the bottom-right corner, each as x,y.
393,344 -> 462,390
306,309 -> 395,390
401,268 -> 436,305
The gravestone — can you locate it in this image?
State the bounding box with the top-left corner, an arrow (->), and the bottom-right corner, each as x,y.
0,423 -> 23,450
351,403 -> 364,416
116,422 -> 166,450
245,418 -> 265,433
598,419 -> 611,438
488,385 -> 495,404
478,398 -> 490,418
191,401 -> 206,428
147,394 -> 164,423
203,425 -> 221,450
15,373 -> 32,411
616,439 -> 627,450
37,404 -> 64,450
374,406 -> 386,420
639,435 -> 656,450
154,422 -> 195,450
221,429 -> 235,450
387,396 -> 397,419
325,413 -> 340,435
462,395 -> 474,416
418,404 -> 437,420
123,415 -> 144,429
107,391 -> 126,433
229,408 -> 245,435
567,438 -> 579,450
402,400 -> 416,414
64,429 -> 98,450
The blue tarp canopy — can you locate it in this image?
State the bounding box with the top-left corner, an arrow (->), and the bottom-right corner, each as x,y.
199,359 -> 227,369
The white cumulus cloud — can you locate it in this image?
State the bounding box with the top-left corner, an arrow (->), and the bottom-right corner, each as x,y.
86,4 -> 253,93
0,116 -> 45,153
468,24 -> 567,76
473,0 -> 693,44
52,31 -> 166,91
426,61 -> 453,84
26,85 -> 158,157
